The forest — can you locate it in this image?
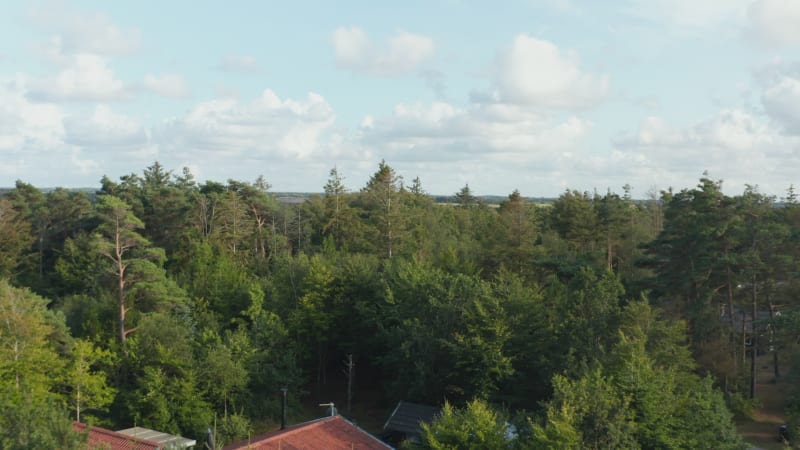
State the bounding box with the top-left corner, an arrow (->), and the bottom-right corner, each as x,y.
2,160 -> 800,449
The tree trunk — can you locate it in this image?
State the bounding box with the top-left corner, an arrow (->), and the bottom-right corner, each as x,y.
727,265 -> 737,374
76,386 -> 81,422
741,311 -> 747,375
750,277 -> 757,399
769,300 -> 780,379
116,221 -> 127,347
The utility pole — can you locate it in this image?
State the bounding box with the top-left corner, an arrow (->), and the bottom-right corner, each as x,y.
280,387 -> 288,430
345,354 -> 355,417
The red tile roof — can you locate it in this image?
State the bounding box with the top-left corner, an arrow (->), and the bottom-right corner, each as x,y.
223,415 -> 393,450
73,422 -> 162,450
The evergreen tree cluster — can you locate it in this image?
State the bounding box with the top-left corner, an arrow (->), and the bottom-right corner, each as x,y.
6,162 -> 800,448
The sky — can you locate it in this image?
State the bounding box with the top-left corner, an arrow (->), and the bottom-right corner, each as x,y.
1,0 -> 800,198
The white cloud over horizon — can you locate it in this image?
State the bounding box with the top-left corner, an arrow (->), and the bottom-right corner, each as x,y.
359,101 -> 591,166
64,104 -> 149,149
157,89 -> 339,161
612,109 -> 800,194
4,1 -> 800,197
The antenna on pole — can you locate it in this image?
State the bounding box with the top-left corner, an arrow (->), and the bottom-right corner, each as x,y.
319,402 -> 337,417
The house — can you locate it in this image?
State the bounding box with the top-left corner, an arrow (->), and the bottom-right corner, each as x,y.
72,422 -> 161,450
222,415 -> 393,450
381,401 -> 440,446
72,422 -> 197,449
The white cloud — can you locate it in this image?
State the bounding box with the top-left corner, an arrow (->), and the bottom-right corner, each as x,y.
64,104 -> 148,149
762,76 -> 800,133
28,3 -> 141,56
613,109 -> 800,192
144,73 -> 191,99
529,0 -> 581,14
489,35 -> 608,110
748,0 -> 800,46
616,110 -> 779,160
28,53 -> 128,102
359,100 -> 591,167
754,60 -> 800,134
218,55 -> 260,73
0,76 -> 108,181
420,69 -> 447,99
158,89 -> 339,160
624,0 -> 750,32
332,27 -> 435,76
332,27 -> 370,68
61,105 -> 155,176
0,77 -> 65,152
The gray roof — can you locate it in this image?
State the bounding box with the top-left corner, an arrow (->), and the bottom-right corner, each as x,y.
383,401 -> 441,435
116,427 -> 196,448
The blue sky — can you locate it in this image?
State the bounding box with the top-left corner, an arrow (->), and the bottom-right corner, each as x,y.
1,0 -> 800,197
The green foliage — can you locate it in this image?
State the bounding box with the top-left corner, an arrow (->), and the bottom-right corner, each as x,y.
0,197 -> 33,278
1,169 -> 764,447
548,190 -> 599,254
486,190 -> 539,276
55,234 -> 103,295
640,177 -> 737,342
380,261 -> 513,402
0,280 -> 64,401
530,371 -> 638,450
200,339 -> 248,415
218,412 -> 252,446
0,280 -> 85,448
66,339 -> 116,422
529,295 -> 745,450
358,160 -> 409,258
416,400 -> 509,450
124,313 -> 214,438
92,195 -> 186,345
0,394 -> 87,450
553,268 -> 624,374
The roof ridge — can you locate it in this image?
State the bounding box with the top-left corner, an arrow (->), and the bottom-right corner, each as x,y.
223,415 -> 395,449
229,415 -> 337,446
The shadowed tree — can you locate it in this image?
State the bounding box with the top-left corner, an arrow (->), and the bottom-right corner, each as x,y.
488,190 -> 538,275
0,197 -> 33,280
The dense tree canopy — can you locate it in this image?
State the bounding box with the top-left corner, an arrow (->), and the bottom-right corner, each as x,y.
2,162 -> 793,447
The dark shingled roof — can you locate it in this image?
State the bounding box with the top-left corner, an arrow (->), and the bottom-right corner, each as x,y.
223,415 -> 393,450
382,401 -> 441,436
